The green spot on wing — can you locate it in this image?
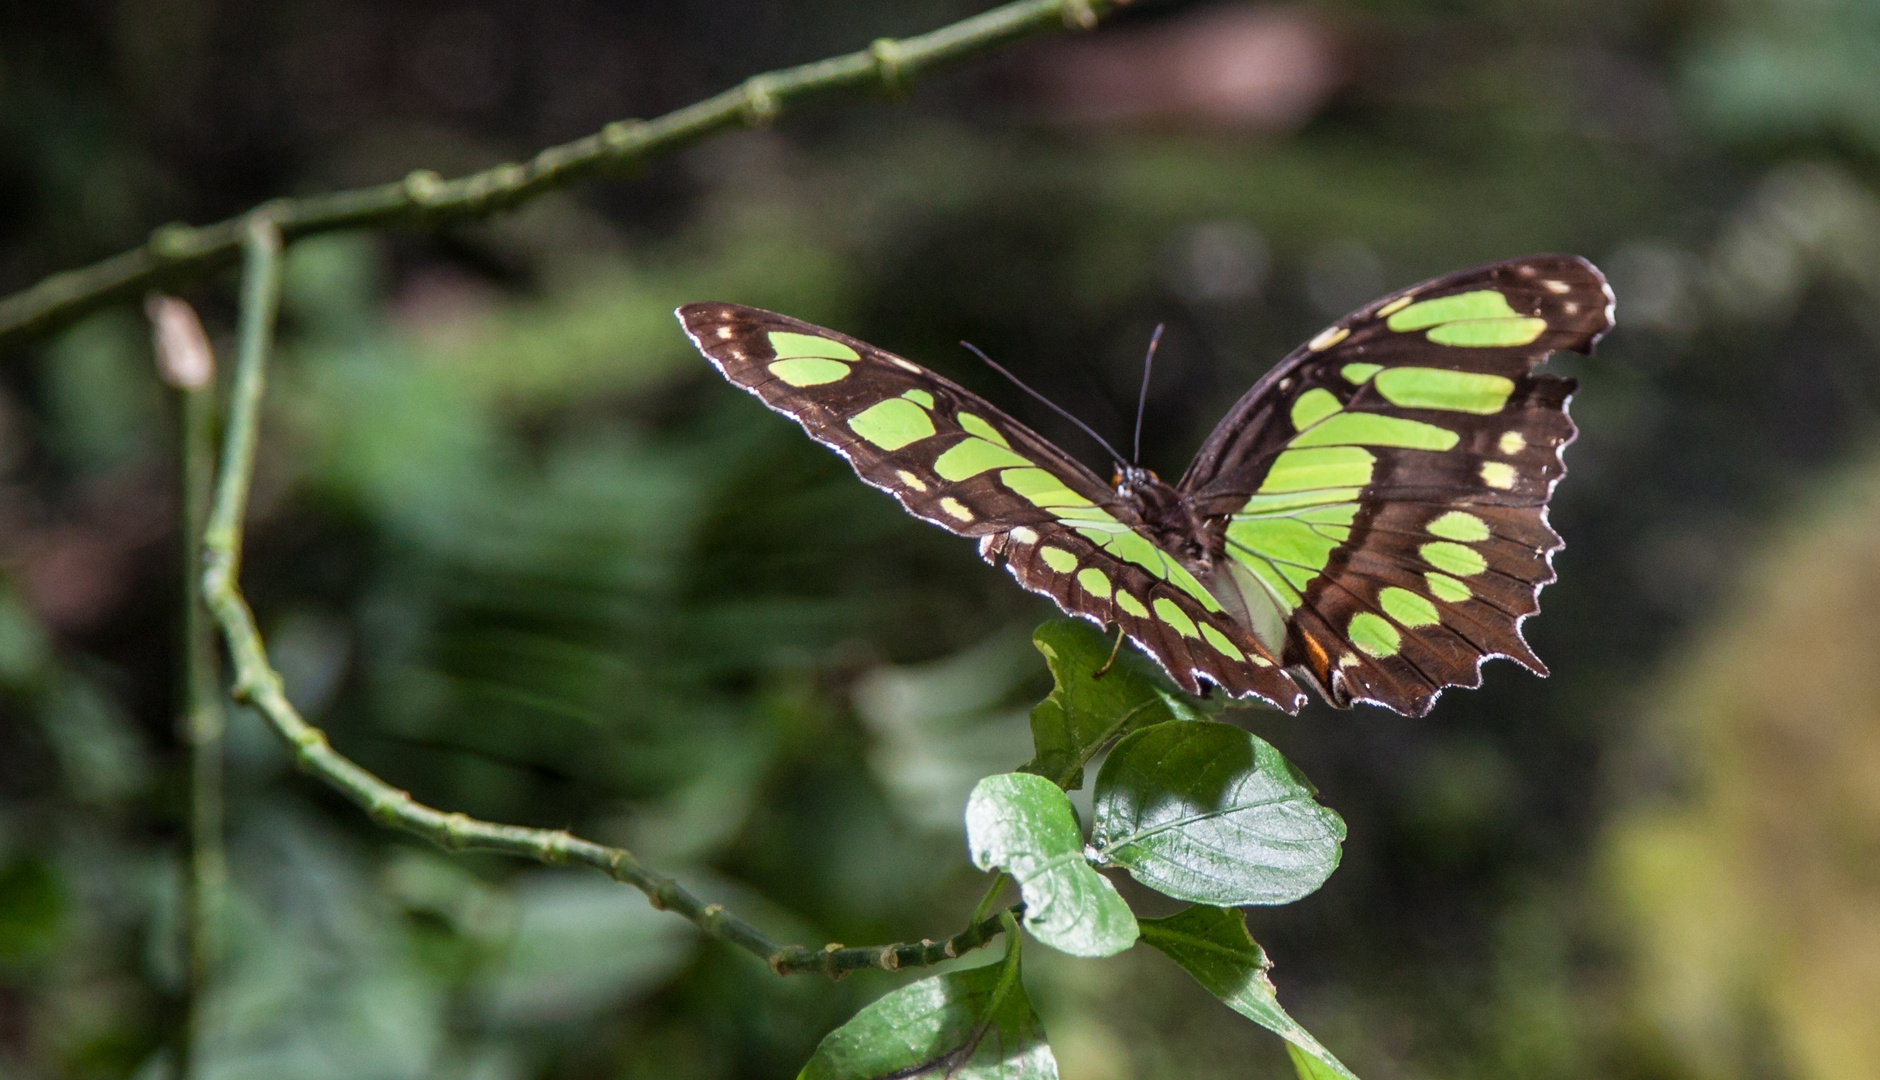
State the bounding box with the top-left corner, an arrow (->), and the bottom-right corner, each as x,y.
1420,541 -> 1488,577
1152,598 -> 1200,639
1001,467 -> 1093,508
1275,562 -> 1318,592
1077,567 -> 1112,598
901,388 -> 934,409
1287,412 -> 1460,451
1198,623 -> 1245,661
1341,362 -> 1383,384
1379,587 -> 1440,628
1094,530 -> 1224,612
934,437 -> 1030,481
1378,290 -> 1546,347
1040,546 -> 1078,573
1117,592 -> 1149,617
1427,510 -> 1491,541
767,357 -> 850,387
1298,504 -> 1358,526
957,412 -> 1011,447
1348,612 -> 1401,657
1290,388 -> 1342,430
768,330 -> 859,361
1258,446 -> 1376,494
1426,572 -> 1472,602
1226,517 -> 1341,577
1097,528 -> 1161,568
1161,565 -> 1221,613
1385,289 -> 1520,330
1373,367 -> 1515,414
1427,317 -> 1547,347
1236,488 -> 1364,516
847,397 -> 935,451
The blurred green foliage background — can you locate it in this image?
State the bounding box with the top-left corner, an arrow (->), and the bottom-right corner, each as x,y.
2,0 -> 1879,1077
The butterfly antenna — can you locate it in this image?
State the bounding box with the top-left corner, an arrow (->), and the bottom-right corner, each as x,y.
961,341 -> 1127,465
1132,323 -> 1164,465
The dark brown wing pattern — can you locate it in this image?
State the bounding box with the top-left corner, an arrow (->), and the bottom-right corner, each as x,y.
677,303 -> 1307,711
1179,255 -> 1613,714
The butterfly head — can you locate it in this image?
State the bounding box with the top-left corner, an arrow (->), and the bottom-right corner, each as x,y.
1112,463 -> 1160,494
1112,463 -> 1202,562
1113,465 -> 1185,520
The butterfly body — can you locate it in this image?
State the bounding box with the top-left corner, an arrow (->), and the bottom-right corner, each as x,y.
679,254 -> 1612,716
1110,465 -> 1204,558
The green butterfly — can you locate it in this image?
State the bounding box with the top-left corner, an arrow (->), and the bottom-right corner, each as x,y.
679,255 -> 1613,715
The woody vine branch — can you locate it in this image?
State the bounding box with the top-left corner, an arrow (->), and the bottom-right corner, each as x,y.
195,211 -> 1020,980
123,0 -> 1126,982
0,0 -> 1127,352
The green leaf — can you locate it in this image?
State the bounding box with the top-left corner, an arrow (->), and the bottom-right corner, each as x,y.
1289,1043 -> 1350,1080
1089,721 -> 1344,906
1020,619 -> 1211,791
1139,905 -> 1359,1080
798,956 -> 1057,1080
966,773 -> 1138,957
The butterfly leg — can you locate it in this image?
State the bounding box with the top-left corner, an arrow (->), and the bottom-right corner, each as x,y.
1091,625 -> 1127,680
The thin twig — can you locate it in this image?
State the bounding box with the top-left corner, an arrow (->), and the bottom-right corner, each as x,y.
196,212 -> 1020,979
969,872 -> 1011,928
150,294 -> 223,1078
0,0 -> 1127,352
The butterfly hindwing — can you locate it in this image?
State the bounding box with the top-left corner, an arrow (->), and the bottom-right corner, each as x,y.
982,526 -> 1303,708
1180,255 -> 1612,714
676,302 -> 1306,711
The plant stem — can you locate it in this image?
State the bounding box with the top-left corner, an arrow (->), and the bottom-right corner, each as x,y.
200,219 -> 281,575
195,213 -> 1018,980
148,292 -> 224,1079
181,380 -> 224,1076
970,872 -> 1011,928
0,0 -> 1129,352
995,910 -> 1023,988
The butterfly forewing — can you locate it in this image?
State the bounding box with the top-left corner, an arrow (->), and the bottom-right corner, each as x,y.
677,302 -> 1306,712
1180,255 -> 1612,714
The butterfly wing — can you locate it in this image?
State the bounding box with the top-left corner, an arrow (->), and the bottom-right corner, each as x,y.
677,302 -> 1307,712
1177,254 -> 1613,715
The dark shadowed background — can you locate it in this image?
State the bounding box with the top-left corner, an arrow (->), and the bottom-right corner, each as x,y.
2,1 -> 1878,1078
